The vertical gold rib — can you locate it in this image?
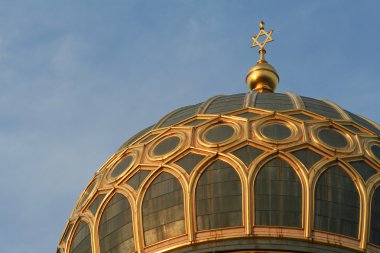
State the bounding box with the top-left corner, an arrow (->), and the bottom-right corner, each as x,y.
321,99 -> 351,120
286,92 -> 305,110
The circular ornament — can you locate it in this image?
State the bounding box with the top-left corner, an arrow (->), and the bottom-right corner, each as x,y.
149,133 -> 185,160
318,128 -> 348,149
254,119 -> 298,144
262,123 -> 292,140
371,145 -> 380,161
77,177 -> 99,208
199,122 -> 241,147
109,154 -> 136,180
311,125 -> 354,153
365,141 -> 380,163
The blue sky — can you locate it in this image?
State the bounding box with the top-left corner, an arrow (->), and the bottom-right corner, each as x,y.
0,1 -> 379,252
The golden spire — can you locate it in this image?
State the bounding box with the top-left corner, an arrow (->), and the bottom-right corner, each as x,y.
246,20 -> 279,93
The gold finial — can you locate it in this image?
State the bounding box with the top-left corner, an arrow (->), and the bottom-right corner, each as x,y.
246,20 -> 279,93
259,20 -> 265,29
251,20 -> 273,63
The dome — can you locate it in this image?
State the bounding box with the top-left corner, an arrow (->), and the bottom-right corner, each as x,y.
57,22 -> 380,253
58,91 -> 380,253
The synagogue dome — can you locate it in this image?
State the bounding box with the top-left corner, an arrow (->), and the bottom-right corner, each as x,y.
57,22 -> 380,253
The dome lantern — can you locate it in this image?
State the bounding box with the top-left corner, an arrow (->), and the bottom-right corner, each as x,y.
246,20 -> 279,93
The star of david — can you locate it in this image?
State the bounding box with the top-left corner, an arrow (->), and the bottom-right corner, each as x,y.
251,28 -> 273,49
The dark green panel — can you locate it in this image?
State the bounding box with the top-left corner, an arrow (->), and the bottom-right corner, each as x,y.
196,160 -> 242,230
254,93 -> 294,111
175,153 -> 205,174
204,94 -> 245,114
291,148 -> 323,170
318,128 -> 347,148
342,124 -> 363,134
63,223 -> 74,243
142,172 -> 185,245
345,110 -> 380,135
314,165 -> 359,238
301,97 -> 342,119
289,113 -> 314,121
254,158 -> 302,227
89,194 -> 106,216
349,161 -> 377,182
160,103 -> 202,128
371,145 -> 380,161
69,221 -> 92,253
204,124 -> 235,143
235,112 -> 260,119
119,125 -> 154,150
262,123 -> 291,140
126,170 -> 150,191
78,180 -> 97,207
232,145 -> 263,167
153,136 -> 180,156
140,134 -> 158,144
99,193 -> 134,253
184,119 -> 207,126
370,187 -> 380,246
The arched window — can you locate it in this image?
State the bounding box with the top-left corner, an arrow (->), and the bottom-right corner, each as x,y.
254,157 -> 302,227
370,186 -> 380,246
98,193 -> 134,253
196,160 -> 242,230
314,165 -> 359,237
69,221 -> 92,253
142,172 -> 185,245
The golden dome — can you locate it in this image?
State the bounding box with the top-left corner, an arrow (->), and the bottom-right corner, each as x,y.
57,92 -> 380,253
57,22 -> 380,253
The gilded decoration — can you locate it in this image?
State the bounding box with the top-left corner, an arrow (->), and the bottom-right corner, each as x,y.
253,117 -> 300,144
105,150 -> 139,182
147,131 -> 188,161
57,21 -> 380,253
246,21 -> 279,93
58,106 -> 380,253
198,120 -> 243,147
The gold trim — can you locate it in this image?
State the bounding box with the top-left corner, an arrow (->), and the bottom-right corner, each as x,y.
312,230 -> 361,249
358,114 -> 380,134
250,91 -> 258,107
136,166 -> 190,248
197,95 -> 223,114
248,151 -> 309,233
154,105 -> 191,129
105,149 -> 139,183
310,124 -> 355,153
188,154 -> 247,234
198,121 -> 243,148
322,99 -> 351,120
365,140 -> 380,164
253,118 -> 300,145
179,115 -> 214,127
66,216 -> 93,253
309,159 -> 367,243
282,109 -> 327,121
92,188 -> 138,253
286,92 -> 305,110
243,92 -> 253,108
75,176 -> 100,211
366,174 -> 380,248
59,114 -> 380,252
147,132 -> 187,161
229,107 -> 273,119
